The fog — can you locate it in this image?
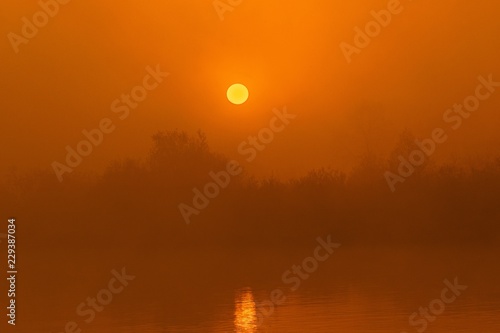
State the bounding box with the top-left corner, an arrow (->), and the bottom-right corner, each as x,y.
1,1 -> 500,179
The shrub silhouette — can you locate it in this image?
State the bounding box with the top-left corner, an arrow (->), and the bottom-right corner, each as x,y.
2,130 -> 499,250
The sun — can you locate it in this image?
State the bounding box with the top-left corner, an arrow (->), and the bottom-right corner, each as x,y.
227,83 -> 249,105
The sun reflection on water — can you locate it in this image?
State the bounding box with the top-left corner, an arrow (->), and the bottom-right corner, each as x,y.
234,288 -> 257,332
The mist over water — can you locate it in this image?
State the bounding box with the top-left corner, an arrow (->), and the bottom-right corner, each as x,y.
23,247 -> 500,332
3,130 -> 499,332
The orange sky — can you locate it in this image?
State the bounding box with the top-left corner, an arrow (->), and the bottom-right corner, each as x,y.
1,0 -> 500,179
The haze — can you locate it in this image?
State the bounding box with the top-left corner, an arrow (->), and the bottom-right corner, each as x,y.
1,0 -> 500,178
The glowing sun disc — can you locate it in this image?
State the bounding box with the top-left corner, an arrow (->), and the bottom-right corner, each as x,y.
227,83 -> 249,105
